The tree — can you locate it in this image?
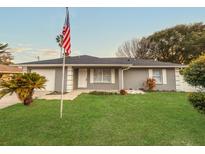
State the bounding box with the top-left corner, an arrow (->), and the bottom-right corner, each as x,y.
148,23 -> 205,64
183,54 -> 205,89
116,37 -> 157,59
0,43 -> 13,65
116,23 -> 205,64
56,34 -> 63,58
0,73 -> 47,105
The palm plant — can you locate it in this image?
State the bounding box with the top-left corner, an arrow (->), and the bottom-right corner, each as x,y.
0,73 -> 47,105
0,43 -> 13,65
56,34 -> 63,58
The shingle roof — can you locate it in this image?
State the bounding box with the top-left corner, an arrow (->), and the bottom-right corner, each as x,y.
18,55 -> 184,67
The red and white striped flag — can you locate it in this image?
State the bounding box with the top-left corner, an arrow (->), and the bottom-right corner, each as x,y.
62,8 -> 71,56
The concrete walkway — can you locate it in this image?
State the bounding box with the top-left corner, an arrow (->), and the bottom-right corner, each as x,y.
38,90 -> 92,100
0,90 -> 90,109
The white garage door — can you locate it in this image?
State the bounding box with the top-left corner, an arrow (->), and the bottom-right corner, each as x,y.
31,69 -> 55,91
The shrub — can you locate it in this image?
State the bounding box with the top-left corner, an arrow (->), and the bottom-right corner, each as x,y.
120,89 -> 127,95
183,54 -> 205,113
145,78 -> 156,91
0,72 -> 47,105
188,92 -> 205,113
183,54 -> 205,89
89,91 -> 118,95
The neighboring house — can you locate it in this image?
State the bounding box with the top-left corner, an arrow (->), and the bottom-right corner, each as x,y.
16,55 -> 195,92
0,64 -> 22,81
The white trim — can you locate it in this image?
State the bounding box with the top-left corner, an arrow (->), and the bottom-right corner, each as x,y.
93,68 -> 112,83
66,67 -> 73,92
90,69 -> 94,83
131,65 -> 186,68
111,69 -> 115,84
148,69 -> 153,78
78,68 -> 87,88
121,67 -> 130,89
162,69 -> 167,84
15,64 -> 132,67
14,64 -> 186,68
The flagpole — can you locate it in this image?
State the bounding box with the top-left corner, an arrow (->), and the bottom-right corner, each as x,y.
60,50 -> 66,118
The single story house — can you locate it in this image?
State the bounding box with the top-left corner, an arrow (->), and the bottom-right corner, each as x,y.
17,55 -> 195,92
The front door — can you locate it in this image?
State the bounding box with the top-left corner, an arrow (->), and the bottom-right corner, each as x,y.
78,68 -> 87,88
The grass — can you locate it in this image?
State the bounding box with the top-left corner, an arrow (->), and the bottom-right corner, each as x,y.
1,92 -> 205,145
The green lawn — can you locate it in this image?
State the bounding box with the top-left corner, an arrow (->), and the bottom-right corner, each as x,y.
1,92 -> 205,145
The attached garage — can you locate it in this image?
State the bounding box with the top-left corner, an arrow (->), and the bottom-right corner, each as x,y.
31,68 -> 55,91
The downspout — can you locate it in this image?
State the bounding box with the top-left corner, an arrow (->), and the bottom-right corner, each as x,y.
121,66 -> 131,90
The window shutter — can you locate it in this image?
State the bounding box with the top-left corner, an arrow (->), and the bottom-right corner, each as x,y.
148,69 -> 153,78
162,69 -> 167,84
111,69 -> 115,83
90,69 -> 94,83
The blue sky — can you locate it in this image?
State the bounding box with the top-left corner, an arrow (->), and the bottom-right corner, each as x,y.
1,7 -> 205,63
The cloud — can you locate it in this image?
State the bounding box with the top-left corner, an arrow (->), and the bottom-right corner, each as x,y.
16,43 -> 32,47
71,50 -> 82,56
39,48 -> 60,57
9,47 -> 33,53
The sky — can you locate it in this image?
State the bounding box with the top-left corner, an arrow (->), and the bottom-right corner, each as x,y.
1,7 -> 205,63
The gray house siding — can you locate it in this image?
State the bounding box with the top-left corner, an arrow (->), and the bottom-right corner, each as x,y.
54,67 -> 67,92
156,68 -> 176,91
27,67 -> 67,92
124,68 -> 148,90
73,68 -> 119,90
73,68 -> 78,90
87,68 -> 119,90
123,68 -> 176,91
27,66 -> 176,92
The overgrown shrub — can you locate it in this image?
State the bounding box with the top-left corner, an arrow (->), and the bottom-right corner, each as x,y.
120,89 -> 127,95
89,91 -> 118,95
188,92 -> 205,113
145,78 -> 156,91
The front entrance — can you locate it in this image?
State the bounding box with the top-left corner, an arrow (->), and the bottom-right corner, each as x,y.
78,68 -> 87,88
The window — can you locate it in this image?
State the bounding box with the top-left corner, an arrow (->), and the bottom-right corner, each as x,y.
94,69 -> 111,83
153,69 -> 162,84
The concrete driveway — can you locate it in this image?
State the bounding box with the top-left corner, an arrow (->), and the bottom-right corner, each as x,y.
0,93 -> 20,109
0,91 -> 48,109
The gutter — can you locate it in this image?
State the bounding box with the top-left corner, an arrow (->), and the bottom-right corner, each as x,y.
121,66 -> 131,90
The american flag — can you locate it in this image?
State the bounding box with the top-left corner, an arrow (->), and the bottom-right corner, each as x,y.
62,8 -> 71,56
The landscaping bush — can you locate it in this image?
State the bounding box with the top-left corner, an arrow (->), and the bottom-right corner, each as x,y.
120,89 -> 127,95
89,91 -> 118,95
188,92 -> 205,113
183,54 -> 205,88
0,72 -> 47,105
145,78 -> 156,91
183,54 -> 205,113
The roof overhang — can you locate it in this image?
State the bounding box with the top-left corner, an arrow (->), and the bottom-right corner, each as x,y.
14,63 -> 186,68
0,71 -> 22,73
130,65 -> 187,68
15,64 -> 132,67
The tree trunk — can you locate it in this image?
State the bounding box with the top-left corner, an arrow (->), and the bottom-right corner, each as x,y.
23,90 -> 34,106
